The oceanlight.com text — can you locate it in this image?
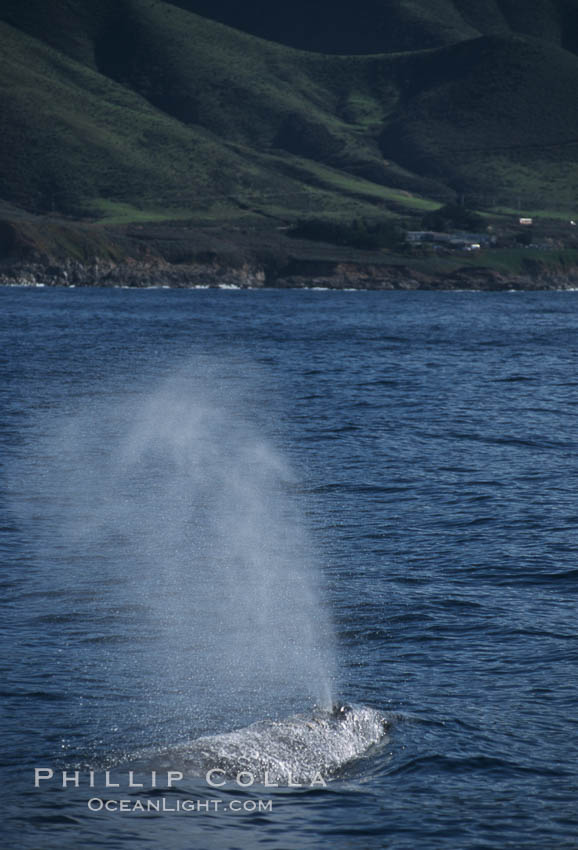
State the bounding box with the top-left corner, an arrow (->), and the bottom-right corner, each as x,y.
87,797 -> 273,814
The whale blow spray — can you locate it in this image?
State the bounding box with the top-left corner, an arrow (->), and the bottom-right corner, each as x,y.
16,360 -> 336,741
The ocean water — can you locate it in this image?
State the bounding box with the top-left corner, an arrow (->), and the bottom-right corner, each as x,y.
1,284 -> 578,849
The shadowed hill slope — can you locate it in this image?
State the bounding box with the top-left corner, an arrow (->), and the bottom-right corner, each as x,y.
380,34 -> 578,208
0,0 -> 577,223
165,0 -> 578,55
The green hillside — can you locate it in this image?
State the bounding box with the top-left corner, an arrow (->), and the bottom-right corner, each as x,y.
0,2 -> 434,222
380,34 -> 578,210
0,0 -> 577,234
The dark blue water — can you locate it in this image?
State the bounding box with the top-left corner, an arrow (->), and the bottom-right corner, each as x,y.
2,285 -> 578,849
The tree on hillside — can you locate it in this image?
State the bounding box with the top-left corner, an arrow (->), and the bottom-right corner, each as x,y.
422,203 -> 485,232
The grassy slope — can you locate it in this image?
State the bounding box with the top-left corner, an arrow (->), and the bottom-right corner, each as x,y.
379,34 -> 578,209
0,18 -> 264,216
0,0 -> 577,245
0,3 -> 443,223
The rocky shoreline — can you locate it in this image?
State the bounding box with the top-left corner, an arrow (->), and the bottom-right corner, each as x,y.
1,256 -> 578,291
275,261 -> 578,291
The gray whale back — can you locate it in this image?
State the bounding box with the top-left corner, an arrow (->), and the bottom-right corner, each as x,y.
173,704 -> 389,783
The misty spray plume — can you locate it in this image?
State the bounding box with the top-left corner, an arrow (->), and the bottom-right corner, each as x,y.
11,359 -> 335,743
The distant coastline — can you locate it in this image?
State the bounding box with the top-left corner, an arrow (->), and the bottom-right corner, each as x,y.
2,214 -> 578,293
2,255 -> 578,292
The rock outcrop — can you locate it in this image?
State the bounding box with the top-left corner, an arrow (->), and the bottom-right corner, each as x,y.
1,256 -> 577,291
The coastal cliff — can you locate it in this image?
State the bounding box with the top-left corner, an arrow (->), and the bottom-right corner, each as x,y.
2,256 -> 578,291
2,214 -> 577,291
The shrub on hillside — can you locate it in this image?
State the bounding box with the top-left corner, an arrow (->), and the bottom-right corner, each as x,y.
422,203 -> 485,232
